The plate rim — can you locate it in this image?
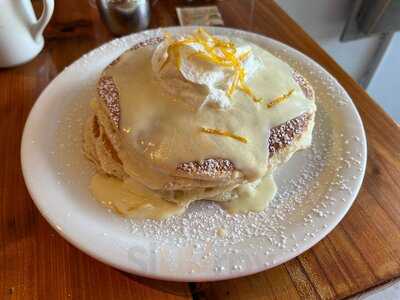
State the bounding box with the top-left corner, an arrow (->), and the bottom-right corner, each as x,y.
21,26 -> 368,282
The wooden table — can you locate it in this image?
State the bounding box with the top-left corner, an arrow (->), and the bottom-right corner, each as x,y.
1,0 -> 399,299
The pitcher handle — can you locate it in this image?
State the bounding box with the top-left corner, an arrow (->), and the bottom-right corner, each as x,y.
32,0 -> 54,42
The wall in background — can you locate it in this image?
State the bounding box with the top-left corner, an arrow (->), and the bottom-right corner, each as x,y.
367,33 -> 400,122
275,0 -> 382,82
276,0 -> 399,122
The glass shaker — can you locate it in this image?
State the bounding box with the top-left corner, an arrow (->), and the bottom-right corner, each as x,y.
96,0 -> 151,36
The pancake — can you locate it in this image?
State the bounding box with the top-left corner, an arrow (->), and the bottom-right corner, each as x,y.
83,30 -> 316,218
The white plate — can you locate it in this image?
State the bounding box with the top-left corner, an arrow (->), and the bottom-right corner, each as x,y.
21,27 -> 367,282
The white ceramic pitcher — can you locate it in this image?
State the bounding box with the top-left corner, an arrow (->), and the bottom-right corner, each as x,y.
0,0 -> 54,68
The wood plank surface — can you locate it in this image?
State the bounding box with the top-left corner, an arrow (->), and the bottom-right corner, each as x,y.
0,0 -> 399,299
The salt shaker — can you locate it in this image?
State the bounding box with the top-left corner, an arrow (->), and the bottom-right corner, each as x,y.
96,0 -> 151,36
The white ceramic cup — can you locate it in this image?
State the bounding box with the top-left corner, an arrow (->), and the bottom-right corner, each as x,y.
0,0 -> 54,68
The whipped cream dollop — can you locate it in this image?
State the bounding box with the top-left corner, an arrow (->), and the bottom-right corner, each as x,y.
151,31 -> 259,110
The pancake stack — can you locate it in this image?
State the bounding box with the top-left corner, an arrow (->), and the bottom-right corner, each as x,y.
84,29 -> 316,218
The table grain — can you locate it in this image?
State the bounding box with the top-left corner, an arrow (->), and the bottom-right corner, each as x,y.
1,1 -> 399,299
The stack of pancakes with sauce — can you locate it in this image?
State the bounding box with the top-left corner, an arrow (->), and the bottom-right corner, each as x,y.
84,29 -> 316,218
